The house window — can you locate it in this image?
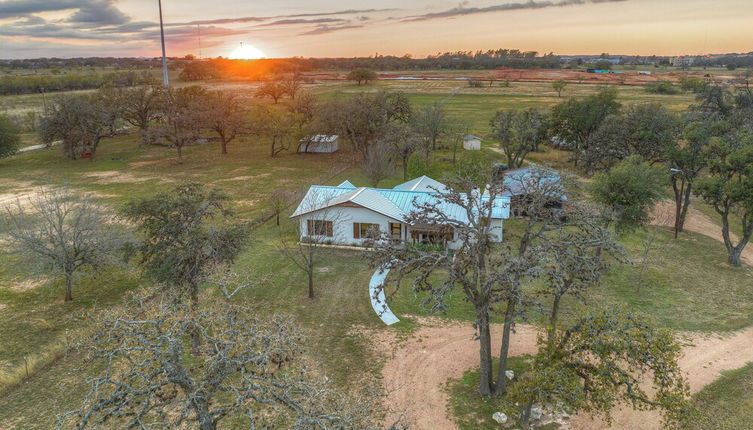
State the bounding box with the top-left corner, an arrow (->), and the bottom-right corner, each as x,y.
307,220 -> 333,237
389,223 -> 401,240
353,223 -> 380,239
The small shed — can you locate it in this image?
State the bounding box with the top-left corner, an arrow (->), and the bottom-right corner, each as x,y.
462,135 -> 481,150
298,135 -> 339,153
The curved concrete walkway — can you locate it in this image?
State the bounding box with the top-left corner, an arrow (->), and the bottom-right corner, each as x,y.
369,266 -> 400,325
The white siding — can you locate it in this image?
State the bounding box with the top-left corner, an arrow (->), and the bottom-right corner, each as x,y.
297,206 -> 504,249
298,206 -> 397,246
463,138 -> 481,150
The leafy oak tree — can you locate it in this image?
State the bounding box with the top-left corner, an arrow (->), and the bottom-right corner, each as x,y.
584,103 -> 679,172
694,128 -> 753,266
509,308 -> 691,429
255,79 -> 287,104
116,85 -> 163,145
549,87 -> 621,167
39,94 -> 112,159
590,156 -> 667,232
121,183 -> 249,349
0,114 -> 20,158
491,108 -> 548,168
347,68 -> 377,85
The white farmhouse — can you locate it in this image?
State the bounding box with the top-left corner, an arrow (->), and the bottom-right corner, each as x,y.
462,135 -> 481,150
298,135 -> 339,153
290,176 -> 510,249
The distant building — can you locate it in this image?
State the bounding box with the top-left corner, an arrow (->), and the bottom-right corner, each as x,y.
462,135 -> 481,150
298,135 -> 339,153
671,56 -> 695,67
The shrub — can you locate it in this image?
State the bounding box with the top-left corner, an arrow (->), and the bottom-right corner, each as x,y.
645,80 -> 680,95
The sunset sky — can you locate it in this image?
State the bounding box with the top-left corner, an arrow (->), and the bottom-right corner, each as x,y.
0,0 -> 751,59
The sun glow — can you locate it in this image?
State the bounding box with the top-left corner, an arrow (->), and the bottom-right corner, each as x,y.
229,43 -> 265,60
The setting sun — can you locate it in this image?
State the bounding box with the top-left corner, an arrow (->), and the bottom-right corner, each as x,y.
229,43 -> 265,60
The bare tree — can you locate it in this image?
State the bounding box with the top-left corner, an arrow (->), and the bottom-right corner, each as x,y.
412,102 -> 448,151
252,105 -> 298,157
320,91 -> 411,161
256,79 -> 287,104
552,80 -> 568,97
3,188 -> 124,302
269,189 -> 293,226
279,72 -> 303,99
150,86 -> 205,164
363,141 -> 395,187
369,163 -> 510,396
447,119 -> 470,165
279,194 -> 345,299
56,300 -> 399,430
384,123 -> 420,180
199,90 -> 247,155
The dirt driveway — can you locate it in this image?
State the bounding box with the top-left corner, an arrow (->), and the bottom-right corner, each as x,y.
382,320 -> 753,430
381,201 -> 753,429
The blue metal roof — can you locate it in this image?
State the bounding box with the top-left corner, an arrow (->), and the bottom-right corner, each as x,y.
291,179 -> 510,221
501,166 -> 566,200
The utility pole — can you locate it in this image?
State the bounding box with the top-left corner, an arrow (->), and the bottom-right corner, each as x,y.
197,24 -> 202,60
158,0 -> 169,87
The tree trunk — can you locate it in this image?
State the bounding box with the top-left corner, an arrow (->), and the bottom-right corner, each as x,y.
139,127 -> 150,145
495,298 -> 516,395
477,311 -> 494,396
176,145 -> 183,164
547,294 -> 562,345
671,177 -> 693,238
402,156 -> 408,181
678,182 -> 693,233
728,250 -> 742,266
307,267 -> 314,299
221,139 -> 228,155
276,213 -> 280,226
520,401 -> 534,430
64,273 -> 74,302
195,400 -> 216,430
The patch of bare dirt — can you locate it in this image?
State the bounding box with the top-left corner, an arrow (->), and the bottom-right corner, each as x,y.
7,278 -> 46,293
652,200 -> 753,266
382,320 -> 541,429
0,187 -> 50,209
128,160 -> 160,169
571,327 -> 753,429
381,319 -> 753,430
81,171 -> 152,184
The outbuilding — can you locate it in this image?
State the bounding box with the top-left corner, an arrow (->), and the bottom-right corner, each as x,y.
298,135 -> 340,153
462,135 -> 481,150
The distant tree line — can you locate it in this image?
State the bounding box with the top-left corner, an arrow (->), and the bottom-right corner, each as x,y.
0,71 -> 155,95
